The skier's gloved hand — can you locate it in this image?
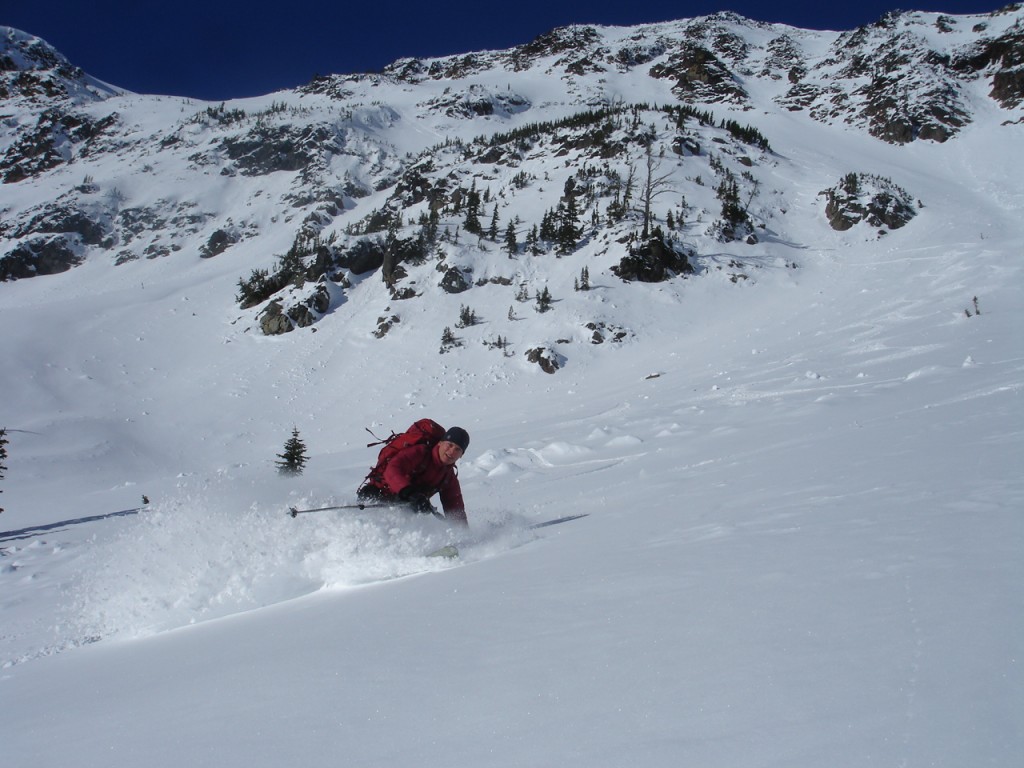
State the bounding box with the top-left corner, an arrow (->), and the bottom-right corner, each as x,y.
399,487 -> 435,515
415,496 -> 437,515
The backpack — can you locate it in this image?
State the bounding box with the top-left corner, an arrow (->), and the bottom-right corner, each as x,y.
360,419 -> 447,493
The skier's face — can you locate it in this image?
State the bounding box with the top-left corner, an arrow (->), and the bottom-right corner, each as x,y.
438,440 -> 464,466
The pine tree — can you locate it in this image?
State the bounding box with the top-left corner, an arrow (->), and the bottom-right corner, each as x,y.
556,178 -> 583,255
535,287 -> 553,313
488,206 -> 499,240
504,220 -> 518,257
440,326 -> 462,353
716,173 -> 748,231
276,427 -> 309,475
539,208 -> 557,241
463,181 -> 482,235
527,224 -> 540,256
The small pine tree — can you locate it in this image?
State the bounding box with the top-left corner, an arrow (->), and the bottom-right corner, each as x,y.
0,427 -> 8,514
504,220 -> 518,257
555,179 -> 582,255
488,206 -> 499,240
457,304 -> 478,328
463,181 -> 482,235
527,224 -> 541,256
440,326 -> 462,353
535,287 -> 553,313
575,266 -> 591,291
276,427 -> 309,475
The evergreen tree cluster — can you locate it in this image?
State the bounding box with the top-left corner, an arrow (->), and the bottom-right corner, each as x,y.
535,287 -> 553,312
476,106 -> 621,150
456,304 -> 479,328
237,231 -> 335,309
233,100 -> 775,335
574,266 -> 591,291
440,326 -> 463,353
719,118 -> 771,151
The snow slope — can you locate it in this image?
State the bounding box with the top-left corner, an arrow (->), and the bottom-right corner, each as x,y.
2,11 -> 1023,768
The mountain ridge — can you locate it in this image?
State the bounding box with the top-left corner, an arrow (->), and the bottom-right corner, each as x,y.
0,8 -> 1021,368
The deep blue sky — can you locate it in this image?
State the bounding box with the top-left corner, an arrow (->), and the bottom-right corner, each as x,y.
4,1 -> 1006,100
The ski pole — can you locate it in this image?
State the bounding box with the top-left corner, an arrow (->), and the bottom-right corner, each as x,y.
288,502 -> 391,518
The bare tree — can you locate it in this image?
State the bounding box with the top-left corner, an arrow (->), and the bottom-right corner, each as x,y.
639,144 -> 674,239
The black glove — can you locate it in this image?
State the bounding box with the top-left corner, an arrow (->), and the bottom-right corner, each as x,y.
399,487 -> 436,515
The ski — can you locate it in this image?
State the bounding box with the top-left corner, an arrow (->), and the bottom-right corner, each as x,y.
426,544 -> 460,559
425,514 -> 588,558
527,513 -> 589,529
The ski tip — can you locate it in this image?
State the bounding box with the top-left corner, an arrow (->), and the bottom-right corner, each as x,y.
527,513 -> 589,530
427,544 -> 460,559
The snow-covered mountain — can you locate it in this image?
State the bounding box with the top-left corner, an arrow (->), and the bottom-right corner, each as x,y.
1,9 -> 1022,768
1,9 -> 1020,292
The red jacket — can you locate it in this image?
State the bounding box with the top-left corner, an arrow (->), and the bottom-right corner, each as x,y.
378,443 -> 467,524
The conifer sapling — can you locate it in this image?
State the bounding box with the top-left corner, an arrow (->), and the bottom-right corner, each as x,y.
276,427 -> 309,475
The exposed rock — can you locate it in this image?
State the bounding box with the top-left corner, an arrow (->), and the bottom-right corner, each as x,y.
821,173 -> 917,231
390,286 -> 417,300
0,235 -> 83,280
0,27 -> 116,106
421,84 -> 531,119
586,322 -> 630,344
769,11 -> 1024,143
1,108 -> 117,182
220,123 -> 338,176
199,228 -> 239,259
510,26 -> 602,71
11,201 -> 111,246
525,346 -> 563,374
952,25 -> 1024,108
259,300 -> 293,335
339,238 -> 385,275
260,284 -> 331,334
439,265 -> 471,294
374,314 -> 400,338
649,43 -> 748,104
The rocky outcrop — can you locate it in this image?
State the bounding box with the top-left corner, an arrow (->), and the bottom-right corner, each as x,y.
7,200 -> 112,247
0,235 -> 83,280
199,228 -> 239,259
649,43 -> 748,105
821,173 -> 917,231
0,27 -> 116,106
775,9 -> 1024,143
438,265 -> 471,294
525,346 -> 564,374
220,123 -> 339,176
257,284 -> 331,335
1,108 -> 119,182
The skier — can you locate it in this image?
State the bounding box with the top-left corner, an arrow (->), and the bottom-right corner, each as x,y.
357,426 -> 470,525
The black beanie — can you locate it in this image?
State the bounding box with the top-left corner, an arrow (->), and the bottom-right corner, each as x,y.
442,426 -> 470,452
